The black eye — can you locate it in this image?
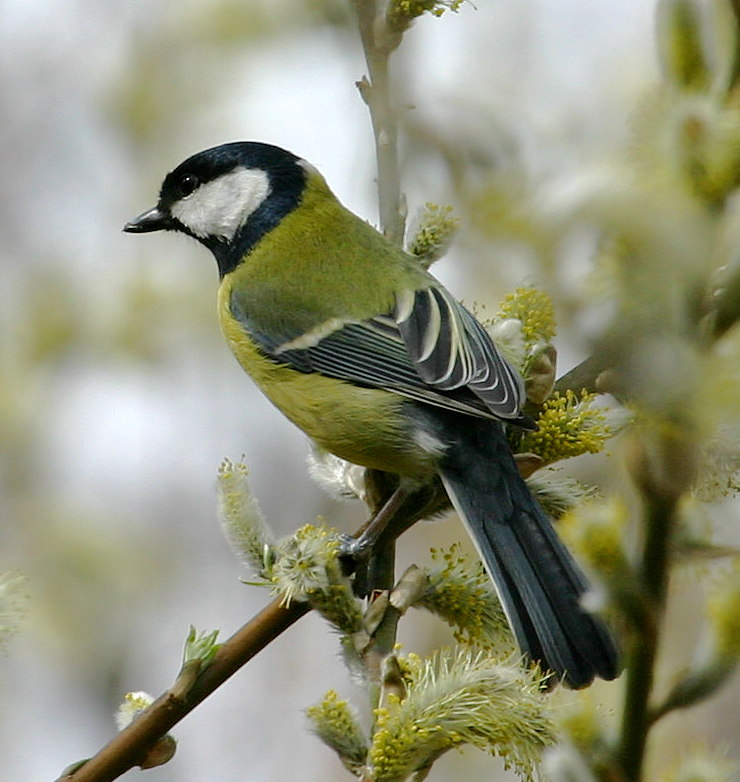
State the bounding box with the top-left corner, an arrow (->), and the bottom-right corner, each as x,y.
176,173 -> 199,198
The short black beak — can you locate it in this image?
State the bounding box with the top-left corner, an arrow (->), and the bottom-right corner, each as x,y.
123,206 -> 172,233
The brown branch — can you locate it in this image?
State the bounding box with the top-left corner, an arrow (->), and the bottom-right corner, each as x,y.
617,491 -> 677,782
616,430 -> 693,782
54,481 -> 436,782
552,345 -> 621,397
55,598 -> 310,782
556,263 -> 740,400
706,261 -> 740,341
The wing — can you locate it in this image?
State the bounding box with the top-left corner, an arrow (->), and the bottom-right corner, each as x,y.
394,286 -> 526,420
230,283 -> 528,423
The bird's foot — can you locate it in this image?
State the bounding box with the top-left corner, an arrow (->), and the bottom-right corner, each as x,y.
336,532 -> 372,568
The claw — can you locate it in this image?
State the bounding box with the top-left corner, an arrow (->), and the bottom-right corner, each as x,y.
337,533 -> 368,559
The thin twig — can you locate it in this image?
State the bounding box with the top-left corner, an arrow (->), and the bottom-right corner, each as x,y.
54,483 -> 437,782
55,598 -> 310,782
553,350 -> 617,396
352,0 -> 406,244
617,464 -> 681,781
349,0 -> 408,604
706,261 -> 740,342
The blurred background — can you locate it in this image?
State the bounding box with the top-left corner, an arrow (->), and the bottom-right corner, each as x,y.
3,0 -> 737,780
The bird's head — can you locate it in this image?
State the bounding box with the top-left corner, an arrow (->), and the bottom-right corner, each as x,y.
124,142 -> 308,276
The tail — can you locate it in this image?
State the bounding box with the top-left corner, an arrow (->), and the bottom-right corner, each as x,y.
437,416 -> 620,688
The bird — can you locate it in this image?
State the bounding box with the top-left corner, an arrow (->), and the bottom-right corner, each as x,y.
124,141 -> 620,688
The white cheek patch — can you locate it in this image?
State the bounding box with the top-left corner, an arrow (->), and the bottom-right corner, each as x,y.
170,167 -> 270,241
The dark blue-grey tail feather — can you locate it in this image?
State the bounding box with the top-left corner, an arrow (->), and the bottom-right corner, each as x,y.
437,417 -> 620,689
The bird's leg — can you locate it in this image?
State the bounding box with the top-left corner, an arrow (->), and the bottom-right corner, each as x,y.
339,484 -> 410,561
340,483 -> 409,598
340,472 -> 452,596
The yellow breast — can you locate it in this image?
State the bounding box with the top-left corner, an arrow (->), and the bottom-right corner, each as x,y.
217,280 -> 435,478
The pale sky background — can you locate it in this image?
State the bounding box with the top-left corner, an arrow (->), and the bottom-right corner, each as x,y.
3,1 -> 736,781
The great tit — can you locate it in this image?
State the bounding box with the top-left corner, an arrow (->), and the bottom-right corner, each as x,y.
125,141 -> 620,688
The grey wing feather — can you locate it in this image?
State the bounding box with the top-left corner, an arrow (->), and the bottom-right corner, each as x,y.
394,286 -> 526,420
230,284 -> 527,422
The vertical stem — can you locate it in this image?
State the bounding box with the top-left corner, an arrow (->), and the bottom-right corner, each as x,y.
352,0 -> 406,243
618,491 -> 678,782
350,1 -> 407,604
